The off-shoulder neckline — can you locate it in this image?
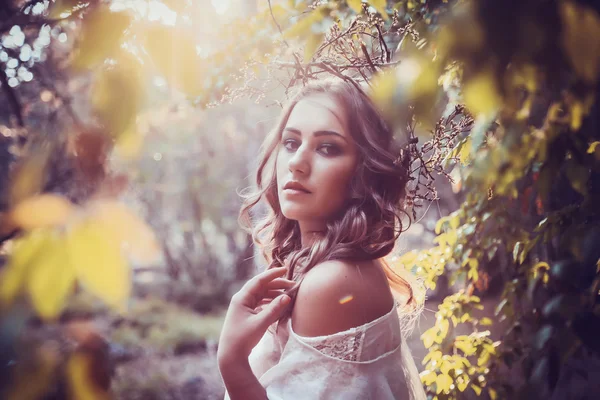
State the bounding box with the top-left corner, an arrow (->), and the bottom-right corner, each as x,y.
288,299 -> 399,341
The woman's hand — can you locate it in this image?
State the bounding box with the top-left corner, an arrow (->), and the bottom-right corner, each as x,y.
218,266 -> 294,364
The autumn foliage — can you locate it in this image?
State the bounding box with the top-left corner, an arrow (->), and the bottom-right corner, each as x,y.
1,0 -> 600,399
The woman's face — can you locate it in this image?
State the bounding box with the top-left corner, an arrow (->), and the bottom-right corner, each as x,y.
276,94 -> 359,228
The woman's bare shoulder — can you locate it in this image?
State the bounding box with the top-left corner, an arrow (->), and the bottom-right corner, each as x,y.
290,259 -> 395,337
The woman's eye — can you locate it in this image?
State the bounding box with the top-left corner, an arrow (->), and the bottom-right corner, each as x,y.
283,139 -> 299,151
318,144 -> 341,156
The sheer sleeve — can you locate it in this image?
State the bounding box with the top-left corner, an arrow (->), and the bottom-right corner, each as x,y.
224,308 -> 426,400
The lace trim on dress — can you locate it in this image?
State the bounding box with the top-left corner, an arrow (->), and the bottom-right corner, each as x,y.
290,300 -> 399,362
308,330 -> 365,362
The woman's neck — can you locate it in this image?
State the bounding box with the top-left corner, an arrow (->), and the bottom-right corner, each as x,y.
298,220 -> 326,247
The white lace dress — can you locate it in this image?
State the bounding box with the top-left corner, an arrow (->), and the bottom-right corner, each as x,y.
224,301 -> 427,400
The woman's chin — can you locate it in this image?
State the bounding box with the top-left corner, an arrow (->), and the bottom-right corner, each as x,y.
281,208 -> 304,221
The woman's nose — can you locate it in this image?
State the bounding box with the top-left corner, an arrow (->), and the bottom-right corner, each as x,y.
288,146 -> 310,175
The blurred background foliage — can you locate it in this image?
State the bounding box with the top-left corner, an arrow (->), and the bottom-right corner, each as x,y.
0,0 -> 599,399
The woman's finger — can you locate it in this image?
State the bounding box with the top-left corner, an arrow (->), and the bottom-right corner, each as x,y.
243,267 -> 288,294
234,267 -> 288,306
264,289 -> 286,299
256,295 -> 291,331
265,278 -> 295,290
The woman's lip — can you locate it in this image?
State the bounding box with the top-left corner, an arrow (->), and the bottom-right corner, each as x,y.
284,188 -> 311,194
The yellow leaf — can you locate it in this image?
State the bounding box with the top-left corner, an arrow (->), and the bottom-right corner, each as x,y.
463,71 -> 502,116
468,258 -> 479,270
457,376 -> 468,392
371,71 -> 398,113
115,123 -> 143,159
71,9 -> 131,71
588,141 -> 600,160
0,230 -> 50,305
145,25 -> 206,97
489,388 -> 498,400
449,214 -> 460,230
10,194 -> 74,230
420,369 -> 437,386
368,0 -> 389,20
9,152 -> 50,206
27,233 -> 75,319
68,220 -> 131,310
421,327 -> 437,349
304,32 -> 324,62
439,318 -> 450,339
347,0 -> 364,14
435,217 -> 448,235
402,58 -> 439,100
283,7 -> 326,39
570,100 -> 584,131
67,352 -> 111,400
435,373 -> 452,394
423,349 -> 443,365
88,200 -> 160,265
560,2 -> 600,84
92,56 -> 143,138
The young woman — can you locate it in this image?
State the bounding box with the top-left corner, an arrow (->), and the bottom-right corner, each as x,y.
217,79 -> 426,400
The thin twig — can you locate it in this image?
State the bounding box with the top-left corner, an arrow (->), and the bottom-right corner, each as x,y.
267,0 -> 289,48
360,41 -> 377,73
375,23 -> 390,63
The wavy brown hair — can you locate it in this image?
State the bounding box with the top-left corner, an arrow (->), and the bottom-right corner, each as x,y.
239,79 -> 417,319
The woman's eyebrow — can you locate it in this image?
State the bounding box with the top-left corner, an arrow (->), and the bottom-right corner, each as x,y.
284,127 -> 348,143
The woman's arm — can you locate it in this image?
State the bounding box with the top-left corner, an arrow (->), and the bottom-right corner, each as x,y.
219,356 -> 268,400
217,266 -> 294,400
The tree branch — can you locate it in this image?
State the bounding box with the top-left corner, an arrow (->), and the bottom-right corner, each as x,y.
267,0 -> 289,48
